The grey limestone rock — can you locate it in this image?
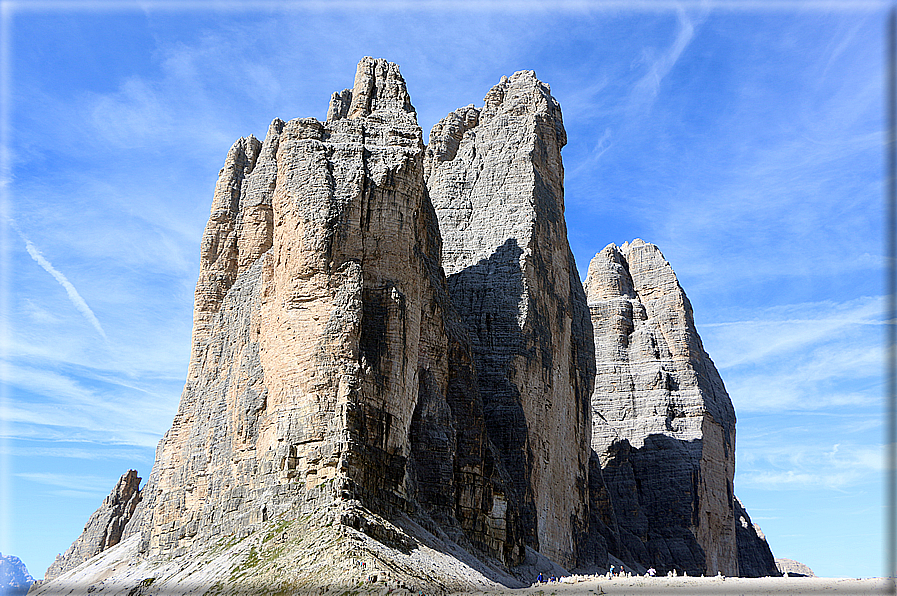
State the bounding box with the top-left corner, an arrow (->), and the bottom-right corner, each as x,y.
110,56 -> 524,571
584,240 -> 737,576
43,59 -> 771,590
425,70 -> 595,569
735,497 -> 780,577
775,557 -> 815,577
44,470 -> 141,580
1,552 -> 34,595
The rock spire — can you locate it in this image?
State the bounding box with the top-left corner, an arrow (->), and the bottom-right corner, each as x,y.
43,470 -> 142,580
583,240 -> 738,575
425,70 -> 595,568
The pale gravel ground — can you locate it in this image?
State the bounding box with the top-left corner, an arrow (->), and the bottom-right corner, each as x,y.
450,576 -> 894,596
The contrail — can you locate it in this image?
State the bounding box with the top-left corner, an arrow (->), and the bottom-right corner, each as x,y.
21,235 -> 108,341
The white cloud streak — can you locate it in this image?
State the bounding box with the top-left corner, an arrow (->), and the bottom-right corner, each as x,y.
736,442 -> 885,490
698,296 -> 885,413
15,472 -> 115,495
630,5 -> 699,107
19,235 -> 107,340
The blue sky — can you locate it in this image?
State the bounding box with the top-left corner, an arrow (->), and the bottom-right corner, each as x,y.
0,0 -> 888,581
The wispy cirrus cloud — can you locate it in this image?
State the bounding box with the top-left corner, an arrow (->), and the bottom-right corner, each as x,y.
15,472 -> 116,498
701,295 -> 883,369
736,440 -> 884,491
628,4 -> 704,112
0,360 -> 179,447
699,296 -> 884,413
19,233 -> 107,341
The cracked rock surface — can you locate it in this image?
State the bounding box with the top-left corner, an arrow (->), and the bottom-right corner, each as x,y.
425,70 -> 595,569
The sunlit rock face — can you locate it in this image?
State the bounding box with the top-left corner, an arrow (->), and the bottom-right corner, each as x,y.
113,57 -> 525,565
584,239 -> 737,576
425,71 -> 595,569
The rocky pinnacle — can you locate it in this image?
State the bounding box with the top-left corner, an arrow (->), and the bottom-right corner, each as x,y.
584,240 -> 737,576
425,71 -> 595,568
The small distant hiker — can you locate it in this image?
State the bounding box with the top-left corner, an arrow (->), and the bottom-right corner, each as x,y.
537,573 -> 543,583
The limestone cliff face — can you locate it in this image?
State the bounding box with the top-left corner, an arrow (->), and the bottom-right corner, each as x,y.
425,71 -> 595,568
584,240 -> 737,576
126,57 -> 522,565
44,471 -> 141,580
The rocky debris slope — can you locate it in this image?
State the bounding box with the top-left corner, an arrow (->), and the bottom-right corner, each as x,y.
43,470 -> 142,580
0,553 -> 34,595
31,499 -> 536,596
425,70 -> 595,569
583,240 -> 737,576
735,497 -> 780,577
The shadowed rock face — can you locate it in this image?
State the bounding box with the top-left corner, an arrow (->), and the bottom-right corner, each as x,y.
44,471 -> 142,580
425,71 -> 595,569
735,497 -> 780,577
584,240 -> 737,576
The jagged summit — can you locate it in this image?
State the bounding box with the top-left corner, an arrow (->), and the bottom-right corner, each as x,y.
36,59 -> 777,595
426,68 -> 592,568
327,57 -> 416,121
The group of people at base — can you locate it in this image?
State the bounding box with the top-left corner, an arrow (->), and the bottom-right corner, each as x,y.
533,566 -> 659,586
535,573 -> 560,583
609,565 -> 656,577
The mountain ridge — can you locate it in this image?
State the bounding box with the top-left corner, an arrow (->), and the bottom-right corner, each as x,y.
34,58 -> 778,595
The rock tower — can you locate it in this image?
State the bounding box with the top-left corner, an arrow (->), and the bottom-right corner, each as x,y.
425,71 -> 595,569
583,240 -> 737,575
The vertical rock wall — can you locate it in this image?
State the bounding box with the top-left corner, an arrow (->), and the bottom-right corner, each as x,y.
584,240 -> 737,576
120,57 -> 522,566
425,71 -> 595,568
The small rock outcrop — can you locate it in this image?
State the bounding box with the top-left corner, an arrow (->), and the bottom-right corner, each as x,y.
776,558 -> 816,577
735,497 -> 780,577
43,470 -> 141,580
425,71 -> 595,569
0,553 -> 34,595
584,240 -> 737,576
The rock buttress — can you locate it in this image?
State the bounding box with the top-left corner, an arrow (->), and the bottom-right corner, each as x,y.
735,496 -> 780,577
584,240 -> 737,576
425,71 -> 595,569
118,57 -> 522,567
44,471 -> 142,580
